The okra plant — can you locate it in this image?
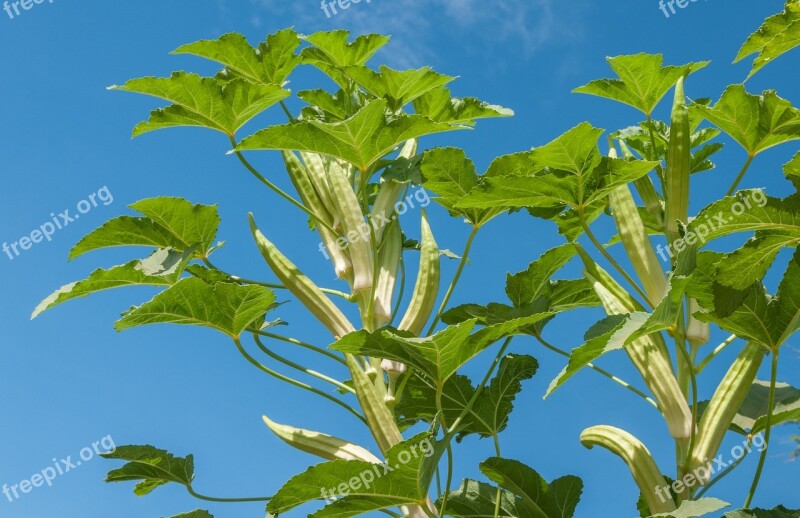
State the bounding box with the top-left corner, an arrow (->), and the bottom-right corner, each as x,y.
34,2 -> 800,517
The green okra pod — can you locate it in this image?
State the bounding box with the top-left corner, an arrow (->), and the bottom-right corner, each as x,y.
691,341 -> 767,479
370,139 -> 418,244
373,220 -> 403,329
250,215 -> 356,339
665,76 -> 691,246
346,354 -> 404,455
262,415 -> 381,463
619,139 -> 664,231
398,209 -> 441,336
581,425 -> 677,514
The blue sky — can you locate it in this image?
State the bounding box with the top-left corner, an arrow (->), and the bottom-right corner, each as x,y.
0,0 -> 798,517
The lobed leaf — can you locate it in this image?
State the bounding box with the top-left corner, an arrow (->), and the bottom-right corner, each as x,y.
102,445 -> 194,496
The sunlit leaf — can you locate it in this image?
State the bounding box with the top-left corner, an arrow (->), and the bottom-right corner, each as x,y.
736,1 -> 800,79
344,65 -> 455,110
102,445 -> 194,496
438,480 -> 522,518
413,86 -> 514,125
653,498 -> 730,518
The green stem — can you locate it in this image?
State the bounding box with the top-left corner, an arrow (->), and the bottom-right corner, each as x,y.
696,335 -> 738,374
744,350 -> 779,508
645,115 -> 667,193
229,136 -> 338,235
390,257 -> 406,326
279,100 -> 295,122
250,329 -> 347,366
580,219 -> 653,308
536,337 -> 659,409
492,433 -> 502,518
675,337 -> 699,494
695,441 -> 752,499
252,334 -> 354,394
187,485 -> 269,503
233,338 -> 365,424
726,154 -> 755,198
427,225 -> 480,335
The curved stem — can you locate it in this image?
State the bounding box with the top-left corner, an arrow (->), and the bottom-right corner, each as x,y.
744,349 -> 779,508
228,136 -> 338,235
252,334 -> 354,394
492,433 -> 503,518
187,485 -> 270,503
250,329 -> 347,366
696,335 -> 738,374
427,225 -> 480,335
279,100 -> 295,122
675,337 -> 699,494
536,336 -> 659,409
581,220 -> 653,308
726,154 -> 755,198
233,338 -> 366,424
390,256 -> 406,326
695,442 -> 751,499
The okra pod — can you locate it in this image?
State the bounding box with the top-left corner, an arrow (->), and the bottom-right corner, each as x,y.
373,220 -> 402,328
370,139 -> 418,243
398,209 -> 440,336
665,76 -> 691,245
262,415 -> 381,463
249,215 -> 356,339
691,341 -> 767,479
619,139 -> 664,231
346,354 -> 404,455
300,151 -> 339,225
581,425 -> 676,514
685,299 -> 710,348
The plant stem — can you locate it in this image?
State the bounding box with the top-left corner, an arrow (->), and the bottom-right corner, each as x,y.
675,338 -> 699,494
696,335 -> 738,373
233,338 -> 366,424
492,433 -> 502,518
645,115 -> 667,193
390,257 -> 406,326
279,100 -> 295,122
695,441 -> 752,499
536,337 -> 659,409
250,329 -> 347,366
187,485 -> 270,503
580,220 -> 653,308
744,349 -> 779,508
228,136 -> 338,235
252,334 -> 354,394
427,225 -> 480,335
726,154 -> 756,197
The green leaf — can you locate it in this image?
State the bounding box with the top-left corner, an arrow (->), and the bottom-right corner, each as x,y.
438,480 -> 523,517
725,506 -> 800,518
102,445 -> 194,496
716,234 -> 787,290
652,498 -> 730,517
480,458 -> 583,518
70,197 -> 220,260
736,1 -> 800,79
506,245 -> 578,307
266,434 -> 440,517
169,511 -> 214,518
457,123 -> 658,214
110,72 -> 290,137
237,99 -> 462,171
734,379 -> 800,434
301,30 -> 390,88
32,248 -> 193,318
343,65 -> 455,110
784,151 -> 800,190
299,88 -> 359,122
573,54 -> 708,116
115,278 -> 275,339
174,29 -> 302,85
413,86 -> 514,125
691,85 -> 800,155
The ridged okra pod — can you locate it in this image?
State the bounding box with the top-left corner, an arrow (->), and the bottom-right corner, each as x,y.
576,245 -> 692,439
262,415 -> 381,463
373,220 -> 403,329
346,354 -> 404,455
300,151 -> 339,226
370,139 -> 417,243
282,151 -> 354,283
665,76 -> 691,245
581,426 -> 676,514
690,341 -> 767,479
607,147 -> 668,305
398,209 -> 440,336
619,140 -> 664,231
249,215 -> 355,339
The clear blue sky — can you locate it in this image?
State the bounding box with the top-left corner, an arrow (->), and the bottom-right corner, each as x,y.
1,1 -> 798,517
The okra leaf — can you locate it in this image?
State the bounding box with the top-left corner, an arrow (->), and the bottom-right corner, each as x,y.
733,380 -> 800,435
237,99 -> 462,171
545,313 -> 650,397
573,54 -> 708,116
115,278 -> 275,339
32,248 -> 193,319
413,86 -> 514,125
266,434 -> 441,517
170,511 -> 214,518
480,458 -> 583,518
725,505 -> 800,517
102,445 -> 194,496
397,372 -> 478,432
343,65 -> 455,110
691,85 -> 800,156
301,30 -> 390,88
715,234 -> 787,290
651,498 -> 730,518
784,151 -> 800,190
70,197 -> 220,260
173,29 -> 302,86
736,1 -> 800,79
437,480 -> 523,517
110,73 -> 290,137
693,283 -> 774,346
506,245 -> 578,306
299,88 -> 360,122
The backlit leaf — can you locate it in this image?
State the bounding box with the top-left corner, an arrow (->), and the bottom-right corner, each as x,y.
736,1 -> 800,79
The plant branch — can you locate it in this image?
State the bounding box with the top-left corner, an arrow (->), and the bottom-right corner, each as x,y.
744,349 -> 779,508
250,329 -> 347,366
726,154 -> 756,198
696,335 -> 738,374
186,485 -> 270,503
427,225 -> 480,335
